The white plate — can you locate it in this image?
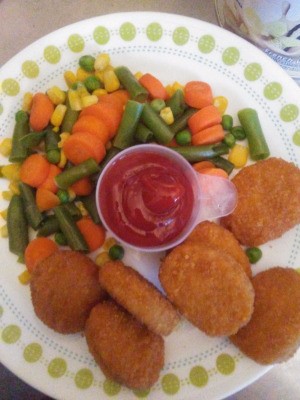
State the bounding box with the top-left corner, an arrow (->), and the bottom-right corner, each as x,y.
0,12 -> 300,400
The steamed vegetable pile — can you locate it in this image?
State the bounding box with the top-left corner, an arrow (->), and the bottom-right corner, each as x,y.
0,53 -> 269,282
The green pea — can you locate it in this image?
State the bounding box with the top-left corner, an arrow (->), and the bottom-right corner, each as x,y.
57,189 -> 69,204
109,244 -> 124,260
79,55 -> 95,72
84,76 -> 102,92
231,126 -> 246,140
246,247 -> 262,264
175,129 -> 191,146
222,114 -> 233,131
150,99 -> 166,112
223,132 -> 236,148
54,232 -> 68,246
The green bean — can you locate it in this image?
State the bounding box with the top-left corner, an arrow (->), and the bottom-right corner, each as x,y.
211,156 -> 235,175
45,129 -> 60,164
222,114 -> 233,131
61,98 -> 80,133
238,108 -> 270,160
79,192 -> 101,224
150,99 -> 166,112
113,100 -> 144,149
169,108 -> 198,134
141,103 -> 174,144
223,132 -> 236,148
98,147 -> 121,176
55,158 -> 100,189
9,110 -> 30,163
54,205 -> 88,252
114,66 -> 149,102
231,126 -> 246,140
19,131 -> 47,148
134,123 -> 154,143
166,89 -> 186,118
19,182 -> 44,230
7,195 -> 29,256
171,143 -> 229,163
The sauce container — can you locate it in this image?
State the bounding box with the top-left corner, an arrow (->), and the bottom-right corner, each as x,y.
96,144 -> 237,252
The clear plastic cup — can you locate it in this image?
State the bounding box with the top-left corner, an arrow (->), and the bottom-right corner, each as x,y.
96,144 -> 237,252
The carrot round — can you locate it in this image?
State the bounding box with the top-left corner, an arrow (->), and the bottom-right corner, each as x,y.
188,105 -> 222,135
70,177 -> 93,196
20,153 -> 51,188
39,164 -> 62,193
30,93 -> 54,131
184,81 -> 213,109
198,167 -> 229,179
192,160 -> 215,172
191,124 -> 225,146
36,187 -> 60,211
98,90 -> 129,113
25,237 -> 58,273
63,131 -> 106,165
72,115 -> 109,145
139,73 -> 168,100
76,217 -> 106,252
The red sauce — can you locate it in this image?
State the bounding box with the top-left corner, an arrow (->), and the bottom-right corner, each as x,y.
98,150 -> 195,248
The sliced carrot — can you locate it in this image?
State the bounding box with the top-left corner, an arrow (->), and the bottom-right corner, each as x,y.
70,177 -> 93,196
97,90 -> 130,113
80,102 -> 122,139
76,217 -> 106,252
25,237 -> 58,273
188,105 -> 222,135
36,187 -> 60,211
39,164 -> 62,193
192,160 -> 215,172
72,115 -> 109,144
63,131 -> 106,165
139,73 -> 168,100
109,89 -> 130,106
20,154 -> 51,188
29,93 -> 54,131
191,124 -> 225,146
184,81 -> 213,109
199,167 -> 229,179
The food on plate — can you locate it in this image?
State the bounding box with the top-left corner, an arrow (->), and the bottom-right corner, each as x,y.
99,260 -> 180,336
230,267 -> 300,364
85,300 -> 164,389
30,250 -> 106,333
159,242 -> 254,336
221,157 -> 300,246
185,220 -> 251,277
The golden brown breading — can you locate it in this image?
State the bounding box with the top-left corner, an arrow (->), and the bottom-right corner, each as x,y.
230,267 -> 300,364
159,243 -> 254,336
30,250 -> 106,334
98,261 -> 180,336
185,220 -> 251,277
221,157 -> 300,246
85,300 -> 164,389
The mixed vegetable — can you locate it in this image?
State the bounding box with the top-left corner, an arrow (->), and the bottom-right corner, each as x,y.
0,52 -> 270,282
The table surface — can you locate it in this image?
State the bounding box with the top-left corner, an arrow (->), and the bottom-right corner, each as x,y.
1,1 -> 300,399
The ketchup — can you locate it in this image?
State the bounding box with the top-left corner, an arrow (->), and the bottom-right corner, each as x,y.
98,150 -> 195,248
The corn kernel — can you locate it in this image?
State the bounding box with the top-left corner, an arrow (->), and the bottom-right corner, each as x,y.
81,95 -> 98,108
228,144 -> 249,168
103,237 -> 117,251
67,188 -> 76,202
9,181 -> 20,195
160,107 -> 174,125
165,84 -> 174,97
64,70 -> 77,88
18,269 -> 31,285
22,92 -> 33,112
103,69 -> 120,93
213,96 -> 228,115
68,90 -> 82,111
0,138 -> 12,157
1,164 -> 21,181
51,104 -> 67,127
76,201 -> 89,216
2,191 -> 13,201
0,224 -> 8,238
95,251 -> 110,267
58,149 -> 67,168
76,67 -> 93,82
0,209 -> 8,220
76,82 -> 90,98
134,71 -> 143,80
172,81 -> 184,92
92,88 -> 107,98
94,53 -> 111,72
47,86 -> 66,105
95,70 -> 104,82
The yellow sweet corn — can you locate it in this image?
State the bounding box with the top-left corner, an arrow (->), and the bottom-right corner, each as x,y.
94,70 -> 104,83
172,81 -> 184,92
51,104 -> 67,127
1,163 -> 21,181
76,201 -> 89,216
228,144 -> 249,168
76,67 -> 93,82
94,53 -> 111,72
165,84 -> 174,98
22,92 -> 33,112
0,224 -> 8,238
18,269 -> 31,285
68,89 -> 82,111
81,95 -> 98,108
92,88 -> 107,98
213,96 -> 228,115
67,188 -> 76,202
58,149 -> 67,168
0,209 -> 8,220
160,107 -> 174,125
9,181 -> 20,195
0,138 -> 12,157
134,71 -> 143,80
2,191 -> 13,201
47,86 -> 66,105
58,132 -> 71,148
103,237 -> 117,251
95,251 -> 110,267
64,70 -> 77,88
103,69 -> 120,93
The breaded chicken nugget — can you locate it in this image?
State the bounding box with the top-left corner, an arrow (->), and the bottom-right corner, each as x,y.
185,220 -> 251,277
99,261 -> 180,336
221,158 -> 300,246
85,300 -> 164,389
30,250 -> 106,334
230,267 -> 300,364
159,243 -> 254,336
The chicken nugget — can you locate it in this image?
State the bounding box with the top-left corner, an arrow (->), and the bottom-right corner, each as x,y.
99,261 -> 180,336
230,267 -> 300,364
85,300 -> 164,389
185,220 -> 251,277
30,250 -> 106,334
159,243 -> 254,336
221,158 -> 300,246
